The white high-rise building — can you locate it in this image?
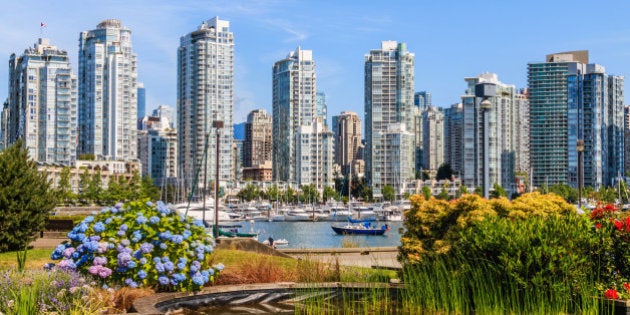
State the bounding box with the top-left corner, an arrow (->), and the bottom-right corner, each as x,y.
296,117 -> 334,191
138,116 -> 177,187
333,111 -> 361,177
7,38 -> 77,165
178,17 -> 234,191
422,106 -> 444,176
272,47 -> 317,183
78,19 -> 138,161
364,41 -> 415,195
152,105 -> 175,129
382,123 -> 415,196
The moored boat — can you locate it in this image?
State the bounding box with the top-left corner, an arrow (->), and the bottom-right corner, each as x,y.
331,222 -> 389,235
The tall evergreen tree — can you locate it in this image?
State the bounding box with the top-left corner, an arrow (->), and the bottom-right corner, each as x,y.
0,139 -> 56,254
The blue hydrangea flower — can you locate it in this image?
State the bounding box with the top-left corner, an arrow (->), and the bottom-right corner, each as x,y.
136,215 -> 147,225
128,261 -> 137,269
182,229 -> 192,239
153,257 -> 161,263
139,257 -> 148,265
117,230 -> 126,237
121,239 -> 130,246
158,276 -> 169,285
140,243 -> 154,254
213,263 -> 225,271
160,243 -> 167,250
155,262 -> 165,273
105,218 -> 113,224
149,216 -> 160,224
192,272 -> 205,286
146,201 -> 154,207
120,224 -> 128,231
84,216 -> 95,223
164,261 -> 175,272
137,270 -> 147,279
172,235 -> 184,244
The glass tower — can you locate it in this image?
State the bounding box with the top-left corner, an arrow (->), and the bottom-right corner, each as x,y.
272,47 -> 317,184
7,38 -> 77,165
364,41 -> 415,196
178,17 -> 234,191
78,19 -> 138,161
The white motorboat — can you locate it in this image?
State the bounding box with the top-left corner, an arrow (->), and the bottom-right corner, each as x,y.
283,208 -> 311,221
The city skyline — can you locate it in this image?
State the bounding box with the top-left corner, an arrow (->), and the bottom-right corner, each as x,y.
2,1 -> 630,125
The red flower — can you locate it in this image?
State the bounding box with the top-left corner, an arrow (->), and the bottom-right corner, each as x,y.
595,223 -> 602,229
625,217 -> 630,232
614,220 -> 623,231
624,283 -> 630,292
605,288 -> 619,299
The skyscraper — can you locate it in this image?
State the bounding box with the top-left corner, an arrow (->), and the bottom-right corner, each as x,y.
7,38 -> 77,165
244,109 -> 272,168
364,41 -> 415,195
414,91 -> 431,112
444,103 -> 463,176
333,111 -> 361,177
272,47 -> 317,184
296,117 -> 334,190
316,92 -> 327,126
461,73 -> 526,196
137,82 -> 146,120
137,115 -> 177,187
78,19 -> 138,161
178,17 -> 234,191
422,106 -> 444,176
529,51 -> 624,189
152,105 -> 175,129
624,106 -> 630,174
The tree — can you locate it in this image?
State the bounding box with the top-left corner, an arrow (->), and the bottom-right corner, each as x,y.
474,186 -> 483,196
490,183 -> 508,199
549,183 -> 578,204
236,183 -> 260,201
422,186 -> 432,200
436,163 -> 454,181
105,175 -> 125,204
322,185 -> 338,202
0,140 -> 56,269
437,188 -> 450,200
141,175 -> 160,200
56,167 -> 73,205
127,170 -> 143,200
300,184 -> 320,204
88,169 -> 104,205
382,185 -> 396,201
78,168 -> 91,205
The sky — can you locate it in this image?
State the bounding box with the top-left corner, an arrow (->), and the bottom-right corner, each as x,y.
2,0 -> 630,124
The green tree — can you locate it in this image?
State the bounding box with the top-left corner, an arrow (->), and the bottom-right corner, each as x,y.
127,170 -> 143,201
78,168 -> 91,205
490,183 -> 508,199
322,185 -> 338,202
539,182 -> 549,194
56,167 -> 73,205
266,184 -> 280,202
237,183 -> 260,201
474,186 -> 484,196
421,186 -> 432,200
382,185 -> 396,201
359,185 -> 372,202
0,140 -> 56,269
300,184 -> 320,203
105,175 -> 125,204
437,188 -> 450,200
88,169 -> 104,205
141,175 -> 160,200
436,163 -> 454,181
549,183 -> 578,204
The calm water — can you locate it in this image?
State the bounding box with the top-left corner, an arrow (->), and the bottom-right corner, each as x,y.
227,220 -> 405,249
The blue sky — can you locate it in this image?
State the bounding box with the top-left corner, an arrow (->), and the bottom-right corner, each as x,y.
2,0 -> 630,123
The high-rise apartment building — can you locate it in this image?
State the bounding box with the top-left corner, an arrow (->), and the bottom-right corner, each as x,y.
414,91 -> 431,112
0,99 -> 8,150
272,47 -> 317,183
152,105 -> 175,129
296,117 -> 334,190
178,17 -> 234,191
7,38 -> 77,165
444,103 -> 463,176
333,111 -> 361,177
78,19 -> 138,161
364,41 -> 415,195
137,82 -> 145,120
422,106 -> 444,176
244,109 -> 272,168
381,123 -> 414,196
461,73 -> 527,196
138,115 -> 177,186
529,51 -> 624,189
316,92 -> 327,126
514,89 -> 530,177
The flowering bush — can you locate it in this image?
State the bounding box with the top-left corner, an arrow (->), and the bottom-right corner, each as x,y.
50,201 -> 224,292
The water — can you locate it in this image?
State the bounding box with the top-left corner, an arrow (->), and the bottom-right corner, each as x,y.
229,220 -> 405,249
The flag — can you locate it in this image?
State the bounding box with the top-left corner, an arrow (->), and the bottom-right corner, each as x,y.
40,22 -> 46,27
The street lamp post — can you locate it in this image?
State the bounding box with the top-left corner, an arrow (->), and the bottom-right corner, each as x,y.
213,120 -> 224,241
576,139 -> 584,209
